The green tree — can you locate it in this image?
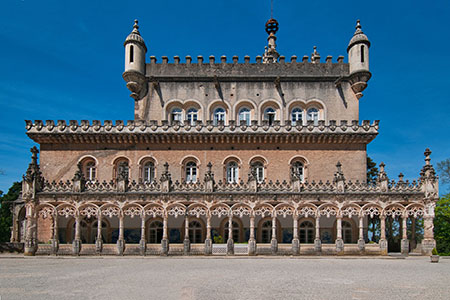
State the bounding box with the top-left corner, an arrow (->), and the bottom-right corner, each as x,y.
0,182 -> 22,242
434,194 -> 450,255
366,156 -> 378,185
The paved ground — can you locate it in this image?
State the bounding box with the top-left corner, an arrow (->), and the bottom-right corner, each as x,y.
0,256 -> 449,300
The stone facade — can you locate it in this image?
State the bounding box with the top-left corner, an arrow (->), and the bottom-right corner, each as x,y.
11,19 -> 439,256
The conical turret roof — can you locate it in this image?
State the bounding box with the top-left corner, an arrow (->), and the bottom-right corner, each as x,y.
124,19 -> 147,52
347,20 -> 370,52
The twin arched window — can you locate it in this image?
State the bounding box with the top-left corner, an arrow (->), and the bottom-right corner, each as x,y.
291,107 -> 320,125
170,107 -> 199,125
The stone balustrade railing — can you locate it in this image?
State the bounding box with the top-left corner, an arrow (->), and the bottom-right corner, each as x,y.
40,177 -> 422,194
26,119 -> 379,135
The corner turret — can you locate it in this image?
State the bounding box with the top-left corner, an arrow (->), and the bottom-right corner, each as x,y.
123,20 -> 148,100
346,20 -> 371,99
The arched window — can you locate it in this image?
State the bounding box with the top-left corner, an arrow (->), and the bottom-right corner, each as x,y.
224,221 -> 240,242
115,160 -> 129,179
82,159 -> 96,182
213,107 -> 226,125
291,107 -> 303,126
307,108 -> 319,125
342,221 -> 352,243
299,221 -> 314,243
186,108 -> 198,125
189,220 -> 203,243
238,107 -> 251,125
226,161 -> 239,183
171,108 -> 183,124
185,161 -> 197,183
149,221 -> 163,243
291,161 -> 304,182
143,161 -> 155,183
252,162 -> 265,183
264,107 -> 276,125
261,220 -> 272,243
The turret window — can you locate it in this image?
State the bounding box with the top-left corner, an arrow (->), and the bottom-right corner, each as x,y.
291,107 -> 303,126
238,107 -> 251,125
307,108 -> 319,125
264,107 -> 276,125
129,45 -> 134,63
186,108 -> 198,125
213,107 -> 226,125
361,45 -> 365,63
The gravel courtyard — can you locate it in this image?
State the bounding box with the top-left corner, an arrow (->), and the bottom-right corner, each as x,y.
1,256 -> 449,300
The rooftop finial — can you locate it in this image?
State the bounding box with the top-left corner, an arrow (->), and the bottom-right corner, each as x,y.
263,15 -> 280,63
132,19 -> 140,35
356,19 -> 361,30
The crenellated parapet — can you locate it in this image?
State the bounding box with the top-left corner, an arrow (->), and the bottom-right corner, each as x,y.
145,55 -> 349,81
25,119 -> 379,145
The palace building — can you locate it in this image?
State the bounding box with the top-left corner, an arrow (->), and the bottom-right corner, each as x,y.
12,18 -> 439,256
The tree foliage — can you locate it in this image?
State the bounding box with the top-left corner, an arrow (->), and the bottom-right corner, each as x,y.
434,194 -> 450,255
437,158 -> 450,185
0,182 -> 21,242
367,156 -> 378,185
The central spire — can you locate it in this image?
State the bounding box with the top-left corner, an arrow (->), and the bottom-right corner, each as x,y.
263,18 -> 280,63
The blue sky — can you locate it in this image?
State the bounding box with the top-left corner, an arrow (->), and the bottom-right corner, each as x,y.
0,0 -> 449,193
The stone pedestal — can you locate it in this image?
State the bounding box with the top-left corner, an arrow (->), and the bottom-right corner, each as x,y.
161,238 -> 169,256
314,238 -> 322,254
421,239 -> 436,255
51,239 -> 59,255
379,239 -> 388,255
117,239 -> 125,256
227,238 -> 234,255
357,239 -> 365,253
335,238 -> 344,255
183,238 -> 191,255
401,239 -> 409,255
271,238 -> 278,254
292,238 -> 300,255
72,239 -> 81,256
248,238 -> 257,256
95,238 -> 103,254
24,239 -> 37,256
139,239 -> 146,256
204,238 -> 212,255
